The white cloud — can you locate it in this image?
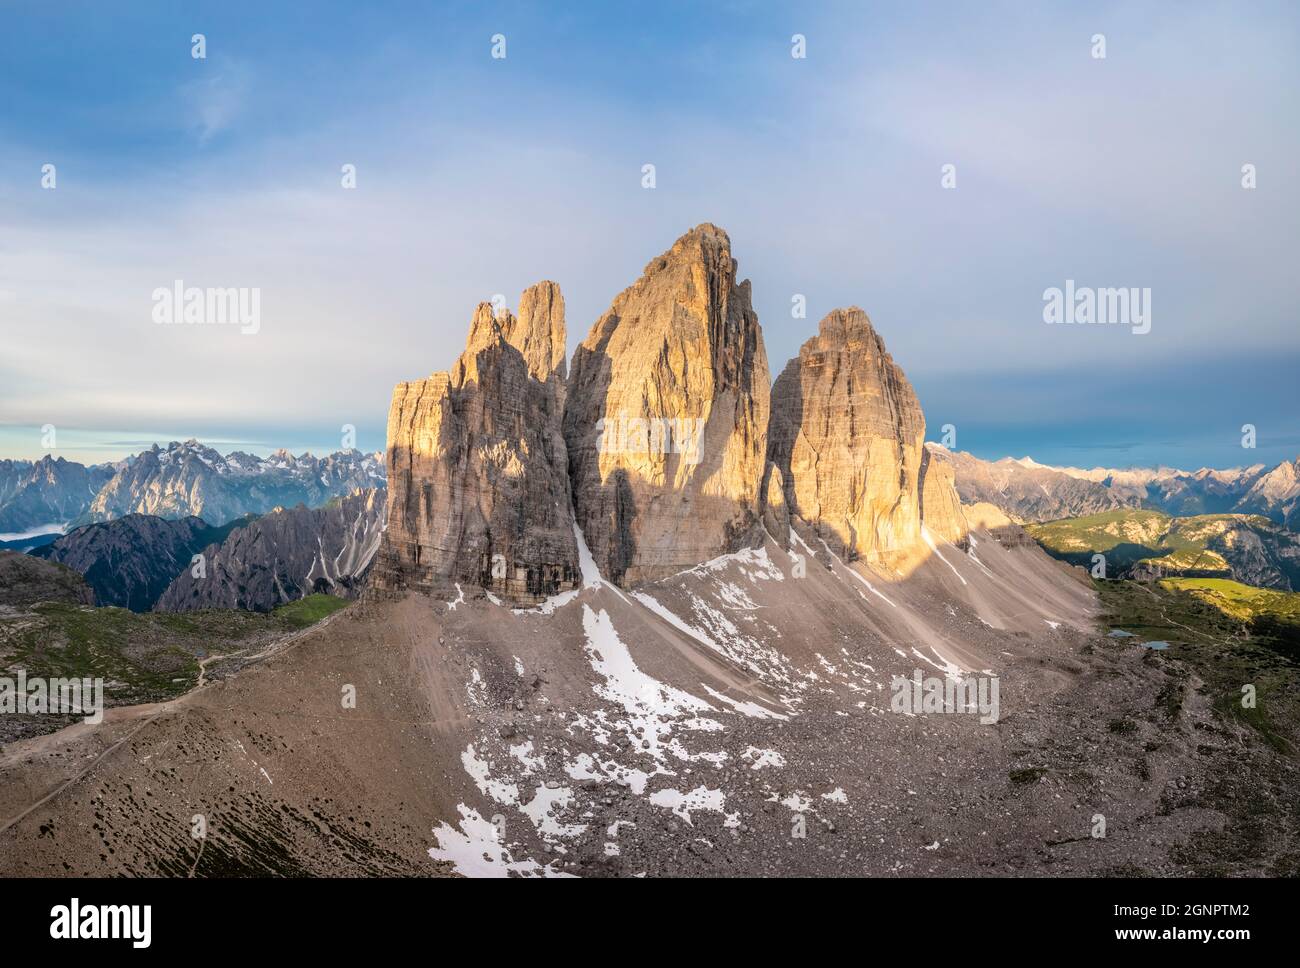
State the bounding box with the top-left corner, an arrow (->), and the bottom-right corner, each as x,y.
181,60 -> 252,144
2,2 -> 1296,452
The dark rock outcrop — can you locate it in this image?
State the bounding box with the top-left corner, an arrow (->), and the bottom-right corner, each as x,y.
157,488 -> 386,612
0,549 -> 95,607
36,514 -> 229,611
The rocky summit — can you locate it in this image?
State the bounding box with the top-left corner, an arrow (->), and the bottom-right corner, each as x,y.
381,226 -> 974,601
769,307 -> 965,568
565,224 -> 771,584
377,283 -> 579,605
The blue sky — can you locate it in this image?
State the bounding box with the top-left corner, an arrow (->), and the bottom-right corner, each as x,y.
1,0 -> 1297,468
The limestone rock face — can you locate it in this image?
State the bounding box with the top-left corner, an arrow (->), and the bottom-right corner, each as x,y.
920,446 -> 969,548
564,224 -> 771,584
761,463 -> 791,547
377,282 -> 578,604
768,307 -> 934,564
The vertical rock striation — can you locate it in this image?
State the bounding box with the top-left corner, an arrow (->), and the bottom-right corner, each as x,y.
376,282 -> 578,604
564,224 -> 771,584
156,489 -> 387,612
919,446 -> 969,548
379,226 -> 969,602
769,307 -> 965,566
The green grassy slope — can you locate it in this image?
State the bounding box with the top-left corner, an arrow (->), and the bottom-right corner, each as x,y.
1029,509 -> 1298,586
1161,577 -> 1300,624
0,594 -> 351,727
1095,577 -> 1300,754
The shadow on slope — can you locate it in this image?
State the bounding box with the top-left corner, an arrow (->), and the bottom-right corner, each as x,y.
3,523 -> 1288,876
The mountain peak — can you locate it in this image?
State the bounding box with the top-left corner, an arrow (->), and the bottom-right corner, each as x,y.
465,302 -> 503,355
508,280 -> 567,382
380,282 -> 577,603
679,221 -> 730,244
634,223 -> 737,288
770,300 -> 963,564
815,306 -> 878,342
565,224 -> 770,584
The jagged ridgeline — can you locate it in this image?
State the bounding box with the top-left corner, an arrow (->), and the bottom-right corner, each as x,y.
376,282 -> 579,603
375,224 -> 966,605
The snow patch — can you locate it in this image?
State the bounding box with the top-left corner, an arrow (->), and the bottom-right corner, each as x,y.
922,527 -> 968,586
702,685 -> 789,720
648,786 -> 728,824
742,747 -> 786,770
429,805 -> 573,878
581,605 -> 720,760
574,521 -> 603,589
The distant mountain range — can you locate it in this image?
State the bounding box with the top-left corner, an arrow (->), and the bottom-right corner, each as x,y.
7,437 -> 1294,542
34,514 -> 248,611
25,489 -> 384,613
80,439 -> 384,527
0,456 -> 114,533
930,445 -> 1300,530
1028,509 -> 1300,591
156,489 -> 386,612
0,439 -> 385,534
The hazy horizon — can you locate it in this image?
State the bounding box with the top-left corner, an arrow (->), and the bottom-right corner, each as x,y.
1,403 -> 1295,474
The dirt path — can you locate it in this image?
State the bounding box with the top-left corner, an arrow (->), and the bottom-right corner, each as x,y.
0,608 -> 349,836
196,647 -> 249,688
